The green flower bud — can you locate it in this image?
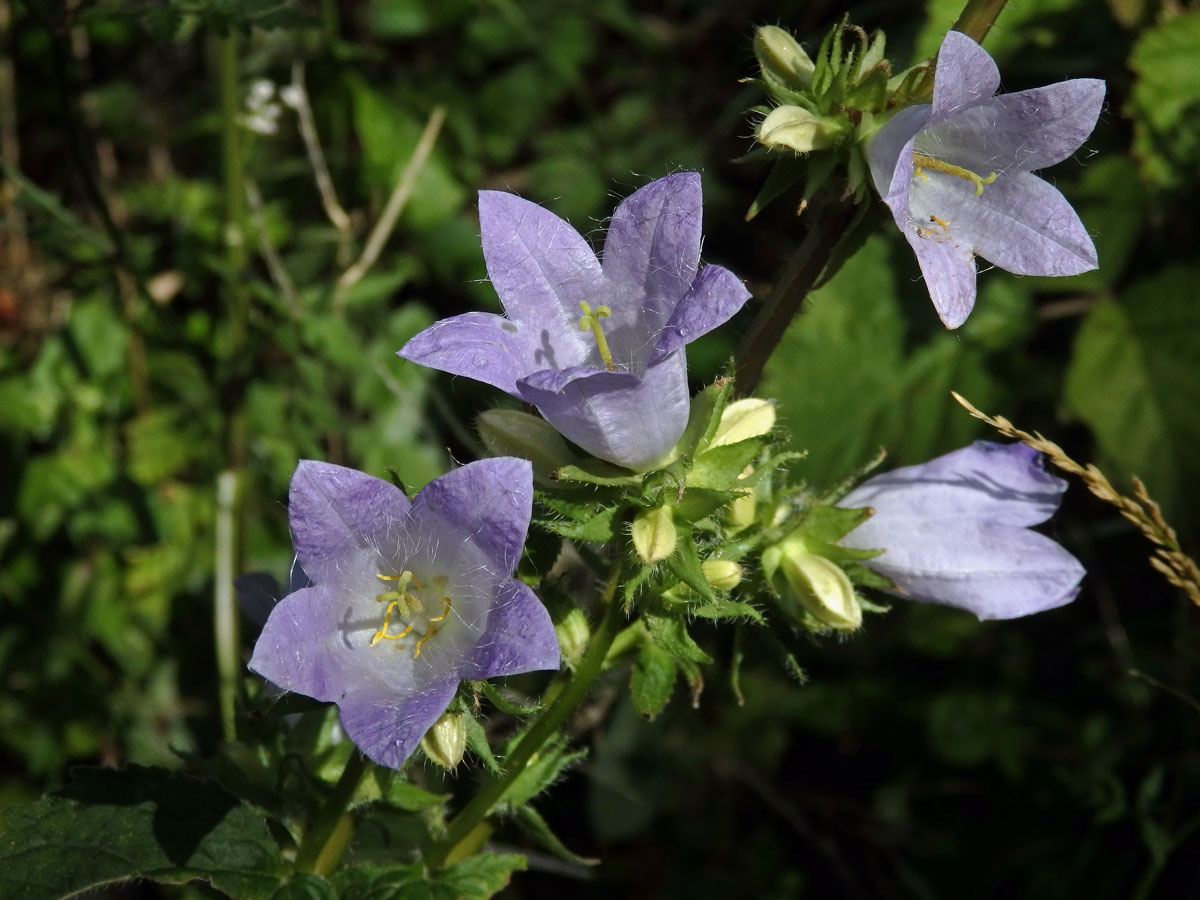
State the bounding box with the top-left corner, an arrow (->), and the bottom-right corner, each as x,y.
755,25 -> 815,92
757,106 -> 844,154
420,710 -> 466,770
478,409 -> 578,485
712,398 -> 776,448
555,606 -> 590,669
701,558 -> 744,591
762,537 -> 861,631
632,505 -> 677,564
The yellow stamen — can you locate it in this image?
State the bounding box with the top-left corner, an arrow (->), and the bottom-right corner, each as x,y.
578,301 -> 617,371
428,596 -> 451,624
369,601 -> 415,646
912,153 -> 997,195
929,214 -> 952,230
414,625 -> 438,658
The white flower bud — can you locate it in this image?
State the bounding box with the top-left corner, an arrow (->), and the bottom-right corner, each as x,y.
701,559 -> 744,591
757,106 -> 843,154
755,25 -> 815,91
711,398 -> 776,447
420,710 -> 466,770
762,537 -> 861,631
632,506 -> 677,564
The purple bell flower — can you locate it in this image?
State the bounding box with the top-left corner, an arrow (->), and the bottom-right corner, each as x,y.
248,457 -> 559,770
398,173 -> 751,471
867,31 -> 1104,328
838,441 -> 1085,620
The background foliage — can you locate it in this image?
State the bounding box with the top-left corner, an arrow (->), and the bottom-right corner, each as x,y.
1,0 -> 1199,897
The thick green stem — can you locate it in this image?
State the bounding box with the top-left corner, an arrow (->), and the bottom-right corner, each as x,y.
295,752 -> 371,875
951,0 -> 1012,44
425,571 -> 624,869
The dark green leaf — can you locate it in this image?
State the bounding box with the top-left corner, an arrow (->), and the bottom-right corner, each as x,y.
688,438 -> 766,491
0,766 -> 282,900
631,637 -> 676,719
511,804 -> 599,866
643,613 -> 713,665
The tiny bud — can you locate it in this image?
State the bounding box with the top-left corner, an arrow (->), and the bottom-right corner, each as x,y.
420,710 -> 466,770
555,606 -> 590,669
632,505 -> 677,564
712,398 -> 776,447
754,25 -> 815,91
701,558 -> 744,591
478,409 -> 578,485
762,537 -> 861,631
757,106 -> 844,154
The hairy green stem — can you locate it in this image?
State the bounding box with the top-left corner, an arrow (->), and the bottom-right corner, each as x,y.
295,752 -> 371,875
951,0 -> 1012,44
425,570 -> 625,869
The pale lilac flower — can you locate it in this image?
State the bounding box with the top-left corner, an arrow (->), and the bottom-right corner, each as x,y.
398,173 -> 751,471
867,31 -> 1104,328
838,441 -> 1084,620
249,458 -> 559,769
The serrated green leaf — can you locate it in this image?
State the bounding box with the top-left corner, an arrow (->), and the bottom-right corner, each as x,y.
631,637 -> 676,719
689,599 -> 765,624
503,740 -> 586,809
537,504 -> 622,542
435,853 -> 527,899
0,766 -> 283,900
383,778 -> 451,813
1065,267 -> 1200,523
675,378 -> 734,459
477,681 -> 542,717
1129,11 -> 1200,189
675,487 -> 741,523
664,529 -> 714,601
643,613 -> 713,665
552,460 -> 641,486
688,438 -> 765,491
511,804 -> 599,866
745,156 -> 808,221
463,715 -> 502,776
800,504 -> 872,543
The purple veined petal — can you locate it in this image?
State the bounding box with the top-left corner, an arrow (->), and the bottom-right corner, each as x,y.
460,579 -> 561,680
913,171 -> 1097,277
653,264 -> 752,360
411,457 -> 533,574
397,311 -> 535,397
478,190 -> 603,371
845,519 -> 1084,620
602,172 -> 703,344
920,80 -> 1105,176
867,106 -> 930,200
930,31 -> 1000,122
900,226 -> 977,329
248,585 -> 354,702
337,679 -> 459,770
517,351 -> 690,470
841,441 -> 1069,529
518,362 -> 639,395
289,461 -> 411,585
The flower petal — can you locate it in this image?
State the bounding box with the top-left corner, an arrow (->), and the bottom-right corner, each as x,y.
930,31 -> 1000,122
248,585 -> 353,701
653,264 -> 752,360
901,227 -> 978,329
478,190 -> 604,371
602,172 -> 702,346
461,579 -> 560,679
289,461 -> 410,585
854,520 -> 1083,620
841,441 -> 1068,528
397,311 -> 535,397
517,352 -> 690,470
338,680 -> 459,770
866,105 -> 930,200
921,79 -> 1105,175
916,171 -> 1097,276
411,457 -> 533,574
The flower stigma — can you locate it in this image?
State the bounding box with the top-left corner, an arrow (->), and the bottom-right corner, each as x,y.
578,301 -> 617,371
911,153 -> 997,195
371,570 -> 453,659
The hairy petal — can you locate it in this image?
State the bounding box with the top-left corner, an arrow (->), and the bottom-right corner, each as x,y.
930,30 -> 1000,121
337,680 -> 459,771
397,311 -> 535,397
461,579 -> 561,679
478,190 -> 604,370
289,461 -> 410,585
902,230 -> 978,329
842,442 -> 1068,528
603,172 -> 702,337
248,585 -> 352,701
518,352 -> 690,470
412,458 -> 533,574
654,264 -> 753,360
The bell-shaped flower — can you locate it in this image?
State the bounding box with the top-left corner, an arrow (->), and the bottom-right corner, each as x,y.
838,441 -> 1084,620
866,30 -> 1104,328
398,173 -> 751,471
248,457 -> 559,770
